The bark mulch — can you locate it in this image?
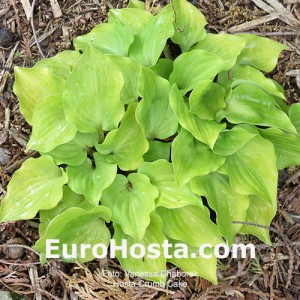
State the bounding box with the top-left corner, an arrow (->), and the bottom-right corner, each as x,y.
0,0 -> 299,299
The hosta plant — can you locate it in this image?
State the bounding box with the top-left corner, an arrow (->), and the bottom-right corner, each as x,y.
1,0 -> 300,285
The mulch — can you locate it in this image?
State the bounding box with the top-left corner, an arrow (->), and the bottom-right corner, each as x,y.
0,0 -> 299,299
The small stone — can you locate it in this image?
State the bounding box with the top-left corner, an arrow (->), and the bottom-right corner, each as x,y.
0,147 -> 11,166
3,238 -> 26,259
0,28 -> 14,47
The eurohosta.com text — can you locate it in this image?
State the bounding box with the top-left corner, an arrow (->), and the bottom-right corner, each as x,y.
46,239 -> 256,259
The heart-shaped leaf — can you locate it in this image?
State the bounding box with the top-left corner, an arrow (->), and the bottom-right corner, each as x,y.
157,206 -> 223,247
239,195 -> 277,245
63,46 -> 124,133
237,34 -> 287,72
0,156 -> 68,222
167,238 -> 217,285
257,127 -> 300,170
67,153 -> 117,206
136,68 -> 178,140
170,0 -> 207,52
74,22 -> 134,56
217,64 -> 286,100
170,85 -> 225,148
169,50 -> 224,93
39,186 -> 93,238
213,126 -> 256,156
139,159 -> 202,208
108,8 -> 152,35
190,173 -> 249,244
27,94 -> 77,152
34,206 -> 111,263
34,50 -> 81,79
44,131 -> 99,167
192,33 -> 246,70
14,66 -> 64,124
128,6 -> 174,66
216,84 -> 296,134
218,135 -> 277,203
101,173 -> 158,240
172,129 -> 225,186
189,81 -> 226,120
113,213 -> 167,283
109,55 -> 142,104
96,103 -> 149,171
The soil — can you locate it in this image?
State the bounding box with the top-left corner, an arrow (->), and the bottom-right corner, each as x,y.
0,0 -> 300,299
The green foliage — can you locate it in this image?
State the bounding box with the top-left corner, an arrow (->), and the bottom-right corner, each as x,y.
2,0 -> 299,285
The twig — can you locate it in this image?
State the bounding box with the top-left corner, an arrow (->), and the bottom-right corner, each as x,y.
233,31 -> 299,36
49,0 -> 62,18
0,65 -> 14,72
251,0 -> 293,26
0,259 -> 40,266
0,42 -> 19,95
264,0 -> 299,25
227,13 -> 280,33
0,243 -> 40,256
4,151 -> 39,172
29,266 -> 42,300
19,0 -> 31,20
30,0 -> 45,58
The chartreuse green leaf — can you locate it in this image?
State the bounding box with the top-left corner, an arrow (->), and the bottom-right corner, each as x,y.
127,0 -> 146,10
139,159 -> 202,208
34,50 -> 81,79
27,94 -> 77,153
218,135 -> 277,203
45,131 -> 99,167
39,186 -> 93,238
189,81 -> 226,120
157,206 -> 223,247
113,213 -> 167,283
239,195 -> 277,245
96,104 -> 149,171
192,33 -> 246,70
151,58 -> 173,80
172,129 -> 225,186
289,103 -> 300,134
170,85 -> 225,148
13,66 -> 64,124
136,68 -> 178,139
101,173 -> 158,240
170,0 -> 207,52
143,141 -> 171,162
108,8 -> 152,35
190,173 -> 249,245
237,34 -> 287,72
217,64 -> 286,100
63,46 -> 124,133
67,153 -> 117,206
109,55 -> 142,104
167,238 -> 217,285
213,126 -> 256,156
128,6 -> 174,66
34,206 -> 111,263
0,156 -> 67,222
38,186 -> 93,265
169,50 -> 224,93
216,84 -> 296,134
74,22 -> 134,56
257,127 -> 300,170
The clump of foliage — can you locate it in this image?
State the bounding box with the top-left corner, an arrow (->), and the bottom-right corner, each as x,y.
1,0 -> 300,284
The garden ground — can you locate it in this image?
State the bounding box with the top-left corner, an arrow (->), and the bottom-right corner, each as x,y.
0,0 -> 299,299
